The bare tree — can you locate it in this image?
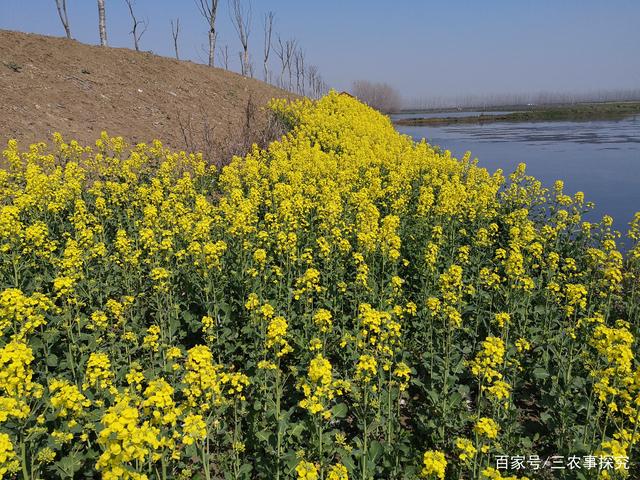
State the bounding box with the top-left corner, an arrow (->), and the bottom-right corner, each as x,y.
294,49 -> 305,95
247,57 -> 254,77
217,44 -> 229,70
316,77 -> 328,99
307,65 -> 318,97
124,0 -> 147,51
274,36 -> 296,90
262,11 -> 274,83
234,51 -> 253,76
274,36 -> 285,88
286,42 -> 296,91
229,0 -> 252,76
195,0 -> 219,67
55,0 -> 72,39
97,0 -> 107,46
351,80 -> 402,113
320,82 -> 328,98
170,18 -> 180,60
305,65 -> 328,99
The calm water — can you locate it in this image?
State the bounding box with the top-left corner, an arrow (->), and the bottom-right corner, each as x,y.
393,111 -> 514,120
394,113 -> 640,245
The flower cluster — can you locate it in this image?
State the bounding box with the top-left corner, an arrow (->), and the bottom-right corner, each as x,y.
0,91 -> 638,478
421,450 -> 447,479
298,354 -> 349,418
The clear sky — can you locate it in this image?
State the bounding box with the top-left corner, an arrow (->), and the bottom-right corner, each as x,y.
1,0 -> 639,103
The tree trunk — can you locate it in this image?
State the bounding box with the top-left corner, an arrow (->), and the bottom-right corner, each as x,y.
97,0 -> 107,46
208,29 -> 215,67
133,25 -> 139,51
55,0 -> 72,39
171,19 -> 180,60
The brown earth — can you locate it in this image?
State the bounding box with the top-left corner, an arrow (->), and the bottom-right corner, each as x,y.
0,29 -> 296,161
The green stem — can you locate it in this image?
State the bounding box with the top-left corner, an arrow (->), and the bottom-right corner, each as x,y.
318,418 -> 324,480
387,369 -> 393,445
21,442 -> 29,480
276,367 -> 282,480
12,255 -> 20,287
362,387 -> 368,480
203,438 -> 211,480
234,401 -> 241,480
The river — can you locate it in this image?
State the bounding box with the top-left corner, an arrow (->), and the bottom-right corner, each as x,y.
394,113 -> 640,246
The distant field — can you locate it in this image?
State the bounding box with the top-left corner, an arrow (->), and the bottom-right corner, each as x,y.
395,101 -> 640,126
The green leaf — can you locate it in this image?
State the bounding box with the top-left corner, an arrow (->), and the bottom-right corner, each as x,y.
50,451 -> 84,477
341,452 -> 356,472
256,429 -> 271,443
533,368 -> 550,380
368,440 -> 383,463
284,451 -> 301,471
46,353 -> 59,367
331,402 -> 348,418
572,376 -> 585,389
289,423 -> 305,438
457,384 -> 470,397
520,436 -> 533,449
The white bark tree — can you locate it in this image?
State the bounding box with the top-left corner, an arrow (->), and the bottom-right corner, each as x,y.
229,0 -> 252,76
195,0 -> 219,67
274,36 -> 296,90
307,65 -> 318,97
306,65 -> 328,99
294,49 -> 305,95
97,0 -> 107,46
262,11 -> 274,83
217,44 -> 229,70
54,0 -> 71,39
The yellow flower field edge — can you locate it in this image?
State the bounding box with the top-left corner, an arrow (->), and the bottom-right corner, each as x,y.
0,91 -> 639,479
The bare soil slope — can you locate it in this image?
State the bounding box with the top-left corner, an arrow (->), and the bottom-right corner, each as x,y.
0,29 -> 295,157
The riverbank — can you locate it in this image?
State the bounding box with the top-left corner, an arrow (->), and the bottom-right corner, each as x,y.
0,29 -> 296,164
394,101 -> 640,126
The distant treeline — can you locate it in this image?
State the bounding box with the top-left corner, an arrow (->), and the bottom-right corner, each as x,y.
408,88 -> 640,110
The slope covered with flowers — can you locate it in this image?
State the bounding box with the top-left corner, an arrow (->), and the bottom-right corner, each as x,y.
0,92 -> 639,479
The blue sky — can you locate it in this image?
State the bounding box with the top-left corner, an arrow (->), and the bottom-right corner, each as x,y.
1,0 -> 639,102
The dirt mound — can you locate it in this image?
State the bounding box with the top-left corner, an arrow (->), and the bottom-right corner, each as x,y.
0,29 -> 296,159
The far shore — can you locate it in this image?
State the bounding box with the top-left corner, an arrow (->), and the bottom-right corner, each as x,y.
393,101 -> 640,126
